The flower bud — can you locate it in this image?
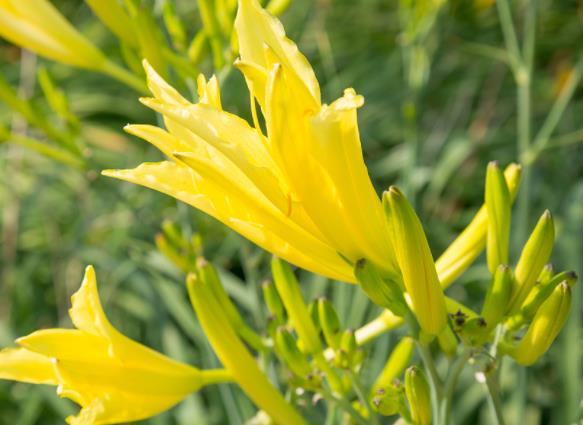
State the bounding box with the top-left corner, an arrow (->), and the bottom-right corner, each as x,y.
485,161 -> 511,273
274,327 -> 312,377
371,383 -> 405,416
383,187 -> 447,335
262,280 -> 285,324
405,366 -> 432,425
509,211 -> 555,312
520,270 -> 577,321
435,163 -> 521,288
335,329 -> 358,369
481,264 -> 513,328
317,298 -> 342,349
371,337 -> 415,395
271,258 -> 321,354
354,259 -> 408,317
455,317 -> 490,347
507,282 -> 571,366
197,258 -> 264,351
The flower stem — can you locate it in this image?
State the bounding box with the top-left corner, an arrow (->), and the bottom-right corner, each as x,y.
100,61 -> 147,93
485,372 -> 507,425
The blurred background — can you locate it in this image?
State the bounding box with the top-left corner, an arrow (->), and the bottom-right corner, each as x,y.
0,0 -> 582,424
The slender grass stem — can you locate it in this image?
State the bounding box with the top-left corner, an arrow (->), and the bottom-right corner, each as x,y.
348,370 -> 379,425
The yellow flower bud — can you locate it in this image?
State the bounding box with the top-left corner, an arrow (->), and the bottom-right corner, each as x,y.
371,337 -> 415,395
405,366 -> 432,425
509,210 -> 555,312
481,264 -> 513,328
371,383 -> 405,416
354,259 -> 408,316
520,271 -> 577,321
317,298 -> 342,349
383,187 -> 447,335
506,282 -> 571,366
262,280 -> 285,324
274,327 -> 312,378
271,258 -> 321,354
435,163 -> 521,287
485,161 -> 511,273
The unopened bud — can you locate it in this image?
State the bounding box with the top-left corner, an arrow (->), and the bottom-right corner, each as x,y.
354,259 -> 408,316
520,270 -> 577,321
481,264 -> 513,328
262,280 -> 285,324
485,161 -> 511,273
437,326 -> 458,357
271,258 -> 321,354
383,187 -> 447,335
274,327 -> 312,377
318,298 -> 342,349
372,337 -> 415,395
405,366 -> 432,425
509,210 -> 555,312
371,383 -> 405,416
506,282 -> 571,366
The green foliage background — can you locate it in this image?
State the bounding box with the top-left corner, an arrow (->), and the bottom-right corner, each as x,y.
0,0 -> 582,424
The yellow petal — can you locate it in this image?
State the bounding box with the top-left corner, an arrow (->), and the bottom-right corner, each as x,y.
235,0 -> 320,106
64,389 -> 186,425
17,329 -> 111,364
308,89 -> 396,269
103,162 -> 353,282
0,347 -> 58,385
196,74 -> 222,110
143,60 -> 190,106
140,97 -> 291,214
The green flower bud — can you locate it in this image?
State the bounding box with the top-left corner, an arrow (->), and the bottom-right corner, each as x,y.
271,258 -> 321,354
455,317 -> 491,347
481,264 -> 513,328
371,383 -> 405,416
405,366 -> 432,425
274,327 -> 312,377
354,259 -> 408,317
262,280 -> 285,324
520,270 -> 577,321
383,187 -> 447,335
371,337 -> 415,395
435,163 -> 521,288
509,210 -> 555,312
485,161 -> 511,273
197,258 -> 264,351
506,282 -> 571,366
318,298 -> 342,349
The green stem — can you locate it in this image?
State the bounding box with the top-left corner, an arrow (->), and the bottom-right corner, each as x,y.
319,387 -> 369,425
202,368 -> 235,385
439,350 -> 471,425
485,372 -> 507,425
416,342 -> 443,424
100,61 -> 147,93
348,370 -> 379,425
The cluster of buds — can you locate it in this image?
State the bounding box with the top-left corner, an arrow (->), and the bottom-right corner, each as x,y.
451,162 -> 577,365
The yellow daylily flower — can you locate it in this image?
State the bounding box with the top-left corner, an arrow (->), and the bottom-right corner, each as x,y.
0,0 -> 143,91
0,266 -> 231,425
104,0 -> 397,283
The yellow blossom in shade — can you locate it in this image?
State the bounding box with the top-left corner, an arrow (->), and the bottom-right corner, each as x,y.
0,266 -> 231,425
104,0 -> 398,283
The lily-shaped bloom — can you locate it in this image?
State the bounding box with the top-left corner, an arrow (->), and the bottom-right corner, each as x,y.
0,266 -> 230,425
0,0 -> 143,91
104,0 -> 398,283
